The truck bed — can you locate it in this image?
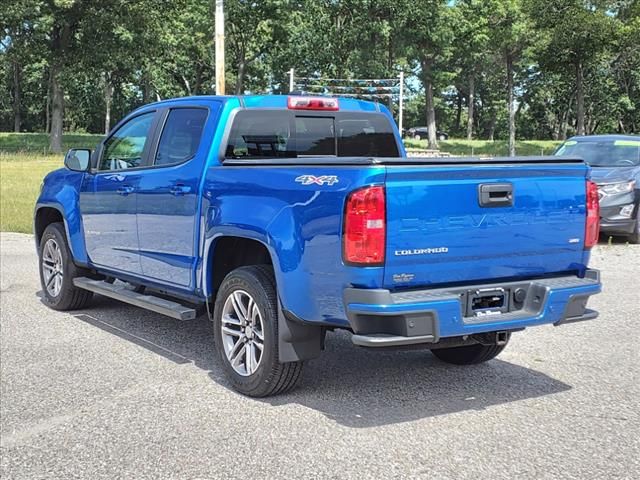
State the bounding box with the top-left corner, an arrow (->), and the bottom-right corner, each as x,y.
222,155 -> 590,289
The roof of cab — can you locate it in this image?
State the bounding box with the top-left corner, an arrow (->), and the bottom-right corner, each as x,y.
142,94 -> 382,112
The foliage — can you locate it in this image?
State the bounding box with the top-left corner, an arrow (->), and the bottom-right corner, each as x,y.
404,138 -> 561,156
0,0 -> 639,144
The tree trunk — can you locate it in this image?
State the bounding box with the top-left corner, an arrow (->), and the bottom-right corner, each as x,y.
422,58 -> 438,149
455,92 -> 462,132
561,115 -> 570,140
488,108 -> 497,141
13,61 -> 21,132
142,71 -> 151,103
104,75 -> 113,134
181,74 -> 192,96
467,74 -> 475,141
235,58 -> 246,95
506,53 -> 516,156
553,114 -> 562,140
560,94 -> 574,140
45,68 -> 52,134
49,23 -> 70,153
387,33 -> 394,72
618,119 -> 626,134
50,65 -> 64,153
575,60 -> 585,135
194,65 -> 203,95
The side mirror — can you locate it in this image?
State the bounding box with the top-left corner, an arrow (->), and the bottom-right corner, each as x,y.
64,149 -> 91,172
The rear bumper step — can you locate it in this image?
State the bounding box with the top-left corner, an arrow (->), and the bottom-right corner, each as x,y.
554,308 -> 599,326
352,333 -> 436,348
344,270 -> 601,347
73,277 -> 197,321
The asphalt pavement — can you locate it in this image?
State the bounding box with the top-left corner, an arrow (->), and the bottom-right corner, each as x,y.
1,232 -> 639,479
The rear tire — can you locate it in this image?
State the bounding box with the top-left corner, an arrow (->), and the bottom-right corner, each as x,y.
213,265 -> 303,397
38,223 -> 93,311
431,336 -> 510,365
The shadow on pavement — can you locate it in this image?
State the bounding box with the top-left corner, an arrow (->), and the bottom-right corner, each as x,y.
71,295 -> 571,429
597,234 -> 634,245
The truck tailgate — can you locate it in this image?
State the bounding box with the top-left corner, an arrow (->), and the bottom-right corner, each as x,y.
384,162 -> 589,288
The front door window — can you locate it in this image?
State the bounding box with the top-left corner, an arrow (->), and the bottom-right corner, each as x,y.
100,112 -> 154,171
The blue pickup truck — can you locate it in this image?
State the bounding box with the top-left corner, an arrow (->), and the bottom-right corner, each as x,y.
35,95 -> 602,396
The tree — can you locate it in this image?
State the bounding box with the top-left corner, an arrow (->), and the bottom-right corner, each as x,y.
404,1 -> 455,149
0,0 -> 637,143
453,0 -> 494,140
0,1 -> 41,132
609,0 -> 640,133
490,0 -> 532,155
528,0 -> 618,136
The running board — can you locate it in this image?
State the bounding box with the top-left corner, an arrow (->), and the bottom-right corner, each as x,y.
73,277 -> 197,321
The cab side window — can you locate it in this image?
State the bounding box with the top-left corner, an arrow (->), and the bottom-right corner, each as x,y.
100,112 -> 155,171
155,108 -> 208,166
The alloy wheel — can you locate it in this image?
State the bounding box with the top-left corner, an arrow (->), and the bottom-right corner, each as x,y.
42,238 -> 64,297
220,290 -> 265,376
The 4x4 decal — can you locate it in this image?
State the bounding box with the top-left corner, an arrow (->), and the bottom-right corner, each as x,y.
295,175 -> 339,186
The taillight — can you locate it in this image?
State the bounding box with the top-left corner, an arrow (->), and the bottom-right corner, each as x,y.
585,180 -> 600,248
287,96 -> 339,111
343,186 -> 386,265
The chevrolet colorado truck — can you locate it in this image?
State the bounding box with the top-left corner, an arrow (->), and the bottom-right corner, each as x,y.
35,95 -> 602,397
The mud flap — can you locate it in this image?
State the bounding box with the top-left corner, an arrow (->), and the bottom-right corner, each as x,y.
278,303 -> 324,362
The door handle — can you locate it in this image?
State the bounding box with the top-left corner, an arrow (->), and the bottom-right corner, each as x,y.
169,184 -> 191,196
116,185 -> 135,196
478,183 -> 514,207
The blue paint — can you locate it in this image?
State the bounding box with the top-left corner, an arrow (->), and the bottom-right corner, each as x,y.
36,94 -> 600,337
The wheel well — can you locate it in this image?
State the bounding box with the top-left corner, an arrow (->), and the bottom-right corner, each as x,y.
34,207 -> 64,247
211,237 -> 273,293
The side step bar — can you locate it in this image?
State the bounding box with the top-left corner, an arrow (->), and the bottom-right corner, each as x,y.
73,277 -> 197,321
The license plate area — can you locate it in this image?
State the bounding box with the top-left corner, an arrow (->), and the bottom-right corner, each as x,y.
466,288 -> 510,317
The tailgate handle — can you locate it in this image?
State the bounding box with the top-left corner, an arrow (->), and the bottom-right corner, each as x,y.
479,183 -> 513,207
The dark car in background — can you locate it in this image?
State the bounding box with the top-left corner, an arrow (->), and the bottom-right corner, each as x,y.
555,135 -> 640,243
406,126 -> 449,141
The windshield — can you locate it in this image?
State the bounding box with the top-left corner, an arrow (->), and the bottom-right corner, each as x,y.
555,139 -> 640,167
225,110 -> 399,159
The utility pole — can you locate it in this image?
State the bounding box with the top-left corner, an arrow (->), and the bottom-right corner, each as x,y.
398,71 -> 404,135
215,0 -> 225,95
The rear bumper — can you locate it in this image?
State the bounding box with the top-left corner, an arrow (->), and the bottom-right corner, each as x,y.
599,192 -> 639,234
600,218 -> 637,235
344,270 -> 601,347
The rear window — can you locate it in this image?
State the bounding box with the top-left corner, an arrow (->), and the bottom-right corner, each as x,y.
224,110 -> 399,159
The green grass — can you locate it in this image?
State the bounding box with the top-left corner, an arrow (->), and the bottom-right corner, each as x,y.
1,153 -> 61,233
0,132 -> 103,154
1,133 -> 104,233
404,139 -> 562,156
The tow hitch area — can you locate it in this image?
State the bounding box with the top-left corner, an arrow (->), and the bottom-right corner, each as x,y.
472,331 -> 511,346
466,288 -> 510,317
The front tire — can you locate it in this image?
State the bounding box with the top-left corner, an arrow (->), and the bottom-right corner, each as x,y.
213,265 -> 303,397
431,336 -> 510,365
38,223 -> 93,310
